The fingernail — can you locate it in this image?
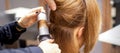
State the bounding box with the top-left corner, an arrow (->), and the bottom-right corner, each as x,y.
51,6 -> 56,11
49,6 -> 56,11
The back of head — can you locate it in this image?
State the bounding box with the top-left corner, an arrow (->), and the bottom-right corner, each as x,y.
49,0 -> 101,53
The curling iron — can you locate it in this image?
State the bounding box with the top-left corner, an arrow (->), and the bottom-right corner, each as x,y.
37,11 -> 51,42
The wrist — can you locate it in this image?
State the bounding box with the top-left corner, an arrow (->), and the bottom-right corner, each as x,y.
16,21 -> 26,31
17,20 -> 27,28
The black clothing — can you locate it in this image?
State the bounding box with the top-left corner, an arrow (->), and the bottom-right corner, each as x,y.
0,21 -> 26,44
0,46 -> 43,53
0,21 -> 43,53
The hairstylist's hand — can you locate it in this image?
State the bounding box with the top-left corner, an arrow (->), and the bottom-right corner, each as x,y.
39,39 -> 61,53
45,0 -> 56,11
17,7 -> 44,28
39,0 -> 56,10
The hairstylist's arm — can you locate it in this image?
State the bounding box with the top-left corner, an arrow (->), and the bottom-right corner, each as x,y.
39,39 -> 61,53
0,7 -> 42,44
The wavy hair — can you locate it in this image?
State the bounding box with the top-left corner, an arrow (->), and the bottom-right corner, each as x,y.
49,0 -> 101,53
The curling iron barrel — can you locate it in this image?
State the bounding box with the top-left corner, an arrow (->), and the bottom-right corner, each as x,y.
38,12 -> 51,41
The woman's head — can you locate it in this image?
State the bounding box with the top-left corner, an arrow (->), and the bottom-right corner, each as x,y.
49,0 -> 101,53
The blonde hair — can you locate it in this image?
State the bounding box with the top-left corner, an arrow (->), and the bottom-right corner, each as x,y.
49,0 -> 101,53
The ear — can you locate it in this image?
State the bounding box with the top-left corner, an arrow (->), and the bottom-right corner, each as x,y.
77,27 -> 84,38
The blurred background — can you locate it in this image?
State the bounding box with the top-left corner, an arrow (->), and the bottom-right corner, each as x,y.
0,0 -> 120,53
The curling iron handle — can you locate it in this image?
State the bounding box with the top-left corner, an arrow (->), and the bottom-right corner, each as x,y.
38,35 -> 51,41
38,11 -> 50,41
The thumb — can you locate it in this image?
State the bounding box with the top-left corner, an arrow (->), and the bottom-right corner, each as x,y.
45,39 -> 54,43
45,0 -> 56,11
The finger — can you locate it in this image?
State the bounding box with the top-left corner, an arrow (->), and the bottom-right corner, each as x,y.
40,7 -> 46,13
30,7 -> 43,14
49,39 -> 54,42
45,39 -> 54,43
34,7 -> 46,15
26,11 -> 37,18
28,7 -> 44,17
45,0 -> 56,11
